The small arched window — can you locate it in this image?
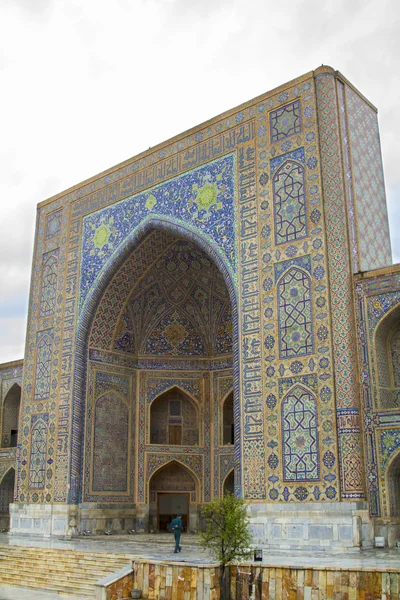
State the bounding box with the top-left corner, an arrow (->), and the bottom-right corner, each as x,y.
222,392 -> 234,445
150,388 -> 198,446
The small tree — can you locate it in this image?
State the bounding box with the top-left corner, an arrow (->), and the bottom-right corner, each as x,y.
199,493 -> 253,599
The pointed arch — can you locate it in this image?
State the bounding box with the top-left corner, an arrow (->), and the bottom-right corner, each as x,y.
282,384 -> 319,482
0,465 -> 15,486
70,218 -> 240,504
0,467 -> 15,522
149,458 -> 199,488
373,303 -> 400,409
2,383 -> 21,448
277,266 -> 313,359
386,446 -> 400,517
149,387 -> 199,446
149,383 -> 200,408
273,159 -> 307,245
222,469 -> 235,497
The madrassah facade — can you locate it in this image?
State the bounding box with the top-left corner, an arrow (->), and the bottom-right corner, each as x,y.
0,65 -> 399,551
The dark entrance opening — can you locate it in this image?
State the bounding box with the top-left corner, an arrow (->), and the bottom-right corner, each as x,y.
157,492 -> 189,532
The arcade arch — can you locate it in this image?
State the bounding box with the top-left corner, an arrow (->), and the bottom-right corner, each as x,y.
387,450 -> 400,517
374,305 -> 400,409
0,468 -> 15,529
2,383 -> 21,448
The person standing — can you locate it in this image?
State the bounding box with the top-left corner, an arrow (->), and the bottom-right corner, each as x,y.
169,514 -> 183,553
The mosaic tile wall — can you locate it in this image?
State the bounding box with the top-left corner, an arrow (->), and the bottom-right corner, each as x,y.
315,71 -> 364,499
15,67 -> 393,513
355,268 -> 400,517
345,86 -> 392,272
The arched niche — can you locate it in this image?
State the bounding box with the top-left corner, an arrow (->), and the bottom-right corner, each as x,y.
92,391 -> 130,493
2,383 -> 21,448
374,304 -> 400,409
149,460 -> 198,532
387,449 -> 400,517
221,391 -> 234,446
149,387 -> 199,446
0,468 -> 15,529
223,469 -> 234,497
71,218 -> 240,509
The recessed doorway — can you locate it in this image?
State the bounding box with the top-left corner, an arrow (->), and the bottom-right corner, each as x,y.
157,493 -> 189,532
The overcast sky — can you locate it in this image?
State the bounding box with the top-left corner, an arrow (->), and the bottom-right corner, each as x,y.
0,0 -> 399,364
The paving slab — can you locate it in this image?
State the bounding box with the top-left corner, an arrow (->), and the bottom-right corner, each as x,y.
1,532 -> 400,570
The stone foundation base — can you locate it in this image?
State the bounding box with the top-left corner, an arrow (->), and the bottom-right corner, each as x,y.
248,501 -> 374,551
78,503 -> 137,534
10,503 -> 70,536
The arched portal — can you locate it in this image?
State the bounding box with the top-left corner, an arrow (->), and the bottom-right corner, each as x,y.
0,468 -> 15,530
73,220 -> 239,532
2,384 -> 21,448
149,461 -> 197,532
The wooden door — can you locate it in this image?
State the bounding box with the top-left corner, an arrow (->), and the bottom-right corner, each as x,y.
169,424 -> 182,445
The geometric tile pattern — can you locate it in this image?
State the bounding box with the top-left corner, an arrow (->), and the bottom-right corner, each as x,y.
113,240 -> 232,358
282,385 -> 319,481
33,330 -> 53,401
273,156 -> 307,245
39,250 -> 59,318
277,267 -> 313,359
346,87 -> 392,271
45,209 -> 62,240
270,101 -> 302,143
315,72 -> 364,499
28,414 -> 48,490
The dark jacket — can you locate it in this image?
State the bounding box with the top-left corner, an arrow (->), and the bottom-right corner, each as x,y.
169,517 -> 183,532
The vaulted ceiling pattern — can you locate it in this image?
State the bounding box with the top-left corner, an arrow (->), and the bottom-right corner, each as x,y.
113,240 -> 232,357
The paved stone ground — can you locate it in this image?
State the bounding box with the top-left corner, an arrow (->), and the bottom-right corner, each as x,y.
1,533 -> 400,599
1,533 -> 400,568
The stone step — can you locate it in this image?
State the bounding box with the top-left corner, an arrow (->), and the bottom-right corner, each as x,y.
0,558 -> 130,575
0,574 -> 94,594
0,545 -> 133,597
1,564 -> 126,580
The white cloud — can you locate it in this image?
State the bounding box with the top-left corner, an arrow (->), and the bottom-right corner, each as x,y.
0,0 -> 399,363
